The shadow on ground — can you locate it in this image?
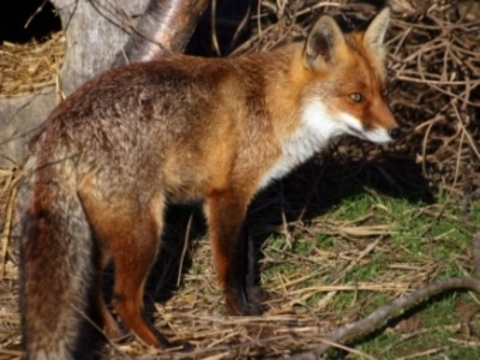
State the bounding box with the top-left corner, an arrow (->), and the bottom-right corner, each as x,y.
143,142 -> 435,314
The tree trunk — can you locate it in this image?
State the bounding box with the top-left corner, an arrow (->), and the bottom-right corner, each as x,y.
0,0 -> 206,166
113,0 -> 208,66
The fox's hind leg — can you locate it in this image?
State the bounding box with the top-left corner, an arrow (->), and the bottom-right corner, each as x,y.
92,244 -> 122,340
109,210 -> 169,347
81,190 -> 172,348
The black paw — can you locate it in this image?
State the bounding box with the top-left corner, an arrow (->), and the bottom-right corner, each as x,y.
225,289 -> 265,316
242,301 -> 264,316
248,285 -> 268,303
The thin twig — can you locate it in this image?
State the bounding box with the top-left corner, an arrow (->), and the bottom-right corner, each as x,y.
289,277 -> 480,359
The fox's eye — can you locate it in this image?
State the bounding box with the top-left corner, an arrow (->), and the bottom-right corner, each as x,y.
349,93 -> 363,103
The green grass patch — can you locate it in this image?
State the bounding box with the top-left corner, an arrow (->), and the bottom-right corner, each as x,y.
259,174 -> 480,359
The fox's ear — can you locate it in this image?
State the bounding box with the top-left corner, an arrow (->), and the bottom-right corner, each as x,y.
304,15 -> 346,71
363,7 -> 391,62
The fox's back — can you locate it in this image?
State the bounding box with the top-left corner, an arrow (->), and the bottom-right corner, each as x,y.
29,56 -> 271,201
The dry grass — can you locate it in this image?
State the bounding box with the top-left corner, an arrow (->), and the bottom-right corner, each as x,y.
3,161 -> 478,359
1,0 -> 480,358
0,31 -> 64,98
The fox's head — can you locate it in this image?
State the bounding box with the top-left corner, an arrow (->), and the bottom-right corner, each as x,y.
300,7 -> 400,144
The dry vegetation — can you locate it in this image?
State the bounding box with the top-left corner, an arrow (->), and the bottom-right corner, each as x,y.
0,31 -> 64,98
1,0 -> 480,359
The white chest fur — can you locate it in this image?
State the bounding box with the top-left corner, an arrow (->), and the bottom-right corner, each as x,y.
258,101 -> 348,189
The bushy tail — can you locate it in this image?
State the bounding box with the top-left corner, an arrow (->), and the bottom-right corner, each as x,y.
20,158 -> 95,360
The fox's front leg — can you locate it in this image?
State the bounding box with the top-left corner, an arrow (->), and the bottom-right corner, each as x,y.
205,190 -> 265,316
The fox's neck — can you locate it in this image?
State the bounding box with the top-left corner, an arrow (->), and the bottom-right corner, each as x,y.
252,45 -> 342,189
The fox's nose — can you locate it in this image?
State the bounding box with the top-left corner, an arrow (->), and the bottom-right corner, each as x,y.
389,127 -> 402,140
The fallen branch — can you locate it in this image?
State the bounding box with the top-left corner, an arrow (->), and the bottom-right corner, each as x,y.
288,233 -> 480,359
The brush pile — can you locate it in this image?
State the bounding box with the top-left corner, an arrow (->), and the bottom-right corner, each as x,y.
233,0 -> 480,192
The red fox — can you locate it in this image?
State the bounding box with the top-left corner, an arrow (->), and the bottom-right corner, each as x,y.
20,7 -> 399,359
